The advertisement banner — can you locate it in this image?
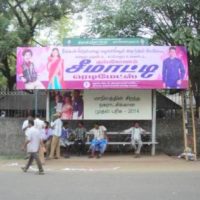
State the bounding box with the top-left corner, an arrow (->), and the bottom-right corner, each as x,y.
49,90 -> 84,120
84,90 -> 152,120
16,46 -> 188,90
49,90 -> 152,120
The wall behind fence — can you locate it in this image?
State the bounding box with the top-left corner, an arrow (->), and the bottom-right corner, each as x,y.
0,118 -> 24,155
0,116 -> 199,156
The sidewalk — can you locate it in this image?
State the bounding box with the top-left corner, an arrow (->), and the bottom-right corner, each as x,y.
0,154 -> 200,173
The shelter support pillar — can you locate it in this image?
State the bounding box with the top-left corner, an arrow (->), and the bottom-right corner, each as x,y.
35,90 -> 38,116
181,91 -> 188,160
46,91 -> 50,121
181,88 -> 197,161
151,90 -> 156,156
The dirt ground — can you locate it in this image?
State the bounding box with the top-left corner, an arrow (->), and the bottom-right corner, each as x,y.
0,154 -> 200,173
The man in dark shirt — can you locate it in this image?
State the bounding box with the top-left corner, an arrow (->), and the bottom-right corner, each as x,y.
72,90 -> 83,119
74,122 -> 87,156
162,47 -> 185,88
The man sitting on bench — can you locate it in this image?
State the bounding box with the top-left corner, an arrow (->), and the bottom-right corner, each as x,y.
124,122 -> 146,158
74,121 -> 87,156
88,122 -> 107,159
60,122 -> 74,158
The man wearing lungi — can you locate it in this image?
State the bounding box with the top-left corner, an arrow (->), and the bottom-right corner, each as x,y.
88,122 -> 107,159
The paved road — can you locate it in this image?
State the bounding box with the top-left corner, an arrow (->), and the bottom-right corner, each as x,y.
0,155 -> 200,200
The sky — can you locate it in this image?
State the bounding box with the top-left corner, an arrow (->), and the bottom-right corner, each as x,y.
36,13 -> 88,46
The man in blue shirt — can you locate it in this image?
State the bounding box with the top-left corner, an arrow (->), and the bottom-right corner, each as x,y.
60,122 -> 74,158
162,47 -> 185,88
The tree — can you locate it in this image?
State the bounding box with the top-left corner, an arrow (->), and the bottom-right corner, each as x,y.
86,0 -> 200,115
0,0 -> 90,90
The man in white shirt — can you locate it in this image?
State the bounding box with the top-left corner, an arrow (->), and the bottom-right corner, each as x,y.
88,122 -> 107,158
49,113 -> 63,159
34,114 -> 45,131
22,114 -> 33,137
124,122 -> 145,157
34,114 -> 45,164
21,120 -> 44,175
22,114 -> 33,159
41,121 -> 53,157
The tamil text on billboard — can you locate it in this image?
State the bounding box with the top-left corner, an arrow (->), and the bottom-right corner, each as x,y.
16,46 -> 188,90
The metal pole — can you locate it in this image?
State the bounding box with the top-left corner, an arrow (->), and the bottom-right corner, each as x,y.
35,90 -> 38,116
151,89 -> 157,156
46,90 -> 50,121
181,91 -> 188,160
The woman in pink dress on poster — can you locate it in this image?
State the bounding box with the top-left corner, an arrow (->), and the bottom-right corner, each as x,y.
47,48 -> 64,89
61,96 -> 73,120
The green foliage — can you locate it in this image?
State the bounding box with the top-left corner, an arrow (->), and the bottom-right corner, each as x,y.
0,0 -> 91,89
83,0 -> 200,115
173,28 -> 200,56
86,0 -> 200,108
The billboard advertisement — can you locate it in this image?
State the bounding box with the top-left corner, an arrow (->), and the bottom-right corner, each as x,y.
49,90 -> 152,120
16,46 -> 188,90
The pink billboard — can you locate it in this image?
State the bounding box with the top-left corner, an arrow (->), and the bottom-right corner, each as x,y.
16,46 -> 188,90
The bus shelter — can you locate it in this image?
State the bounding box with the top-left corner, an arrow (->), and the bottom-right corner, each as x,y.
16,38 -> 189,156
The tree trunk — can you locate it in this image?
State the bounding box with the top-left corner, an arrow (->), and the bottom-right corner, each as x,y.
1,57 -> 10,89
191,78 -> 200,118
194,94 -> 199,118
8,75 -> 16,91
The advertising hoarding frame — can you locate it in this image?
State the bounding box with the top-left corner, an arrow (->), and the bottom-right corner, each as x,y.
16,45 -> 188,90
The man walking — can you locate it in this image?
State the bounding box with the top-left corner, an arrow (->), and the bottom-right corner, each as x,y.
21,120 -> 44,175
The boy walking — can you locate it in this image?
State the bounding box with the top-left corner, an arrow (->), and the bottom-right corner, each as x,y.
21,120 -> 44,175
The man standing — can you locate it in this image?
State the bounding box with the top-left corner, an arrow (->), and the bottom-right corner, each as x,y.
162,47 -> 185,88
22,114 -> 33,159
34,114 -> 45,130
89,122 -> 107,158
42,121 -> 53,158
72,90 -> 83,119
21,120 -> 44,175
49,113 -> 63,159
124,122 -> 145,158
22,114 -> 33,136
